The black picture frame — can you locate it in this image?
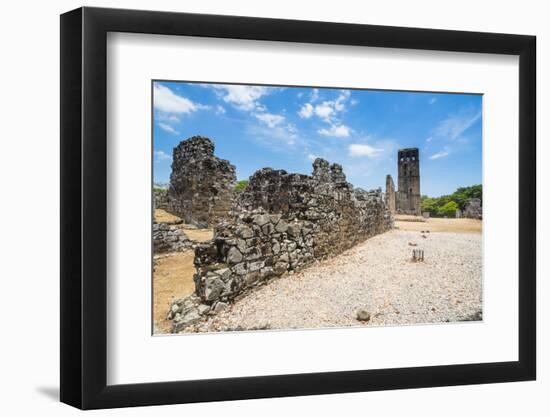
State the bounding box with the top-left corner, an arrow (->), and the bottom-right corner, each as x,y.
60,6 -> 536,410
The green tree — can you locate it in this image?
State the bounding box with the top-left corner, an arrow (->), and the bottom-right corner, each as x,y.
421,184 -> 482,217
421,197 -> 438,216
234,180 -> 249,193
437,201 -> 459,217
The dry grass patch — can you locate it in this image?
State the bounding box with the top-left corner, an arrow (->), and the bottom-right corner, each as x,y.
154,208 -> 214,241
154,208 -> 181,224
181,228 -> 214,242
395,217 -> 482,233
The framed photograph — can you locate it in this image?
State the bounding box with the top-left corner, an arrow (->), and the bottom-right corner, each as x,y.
60,6 -> 536,409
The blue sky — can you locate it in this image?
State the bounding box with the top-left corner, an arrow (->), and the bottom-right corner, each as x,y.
153,81 -> 482,197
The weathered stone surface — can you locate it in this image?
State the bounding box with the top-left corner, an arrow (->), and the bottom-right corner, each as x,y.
253,214 -> 270,226
153,222 -> 191,253
236,225 -> 254,239
275,220 -> 288,233
216,267 -> 231,280
153,188 -> 169,210
212,301 -> 229,314
172,309 -> 201,332
226,247 -> 243,264
164,136 -> 236,227
462,198 -> 482,219
204,274 -> 226,301
248,260 -> 264,272
232,262 -> 247,276
198,304 -> 210,315
385,174 -> 396,214
356,309 -> 371,322
273,262 -> 288,275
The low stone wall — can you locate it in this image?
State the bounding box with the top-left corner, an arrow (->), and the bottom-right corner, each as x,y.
153,189 -> 169,210
153,222 -> 192,253
170,158 -> 393,329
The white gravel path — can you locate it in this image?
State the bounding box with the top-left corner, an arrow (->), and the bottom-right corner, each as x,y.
188,230 -> 482,332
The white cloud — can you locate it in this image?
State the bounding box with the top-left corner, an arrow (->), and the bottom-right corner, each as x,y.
154,84 -> 204,114
426,136 -> 433,143
215,105 -> 226,114
434,109 -> 482,140
319,124 -> 351,137
314,102 -> 335,122
298,103 -> 314,119
211,85 -> 268,111
298,90 -> 352,127
154,150 -> 172,161
307,153 -> 318,161
157,113 -> 180,123
429,150 -> 449,160
348,143 -> 383,157
158,123 -> 179,135
310,88 -> 320,102
334,90 -> 350,111
255,112 -> 285,128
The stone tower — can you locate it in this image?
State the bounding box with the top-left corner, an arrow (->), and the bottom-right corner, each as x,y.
166,136 -> 236,228
396,148 -> 421,215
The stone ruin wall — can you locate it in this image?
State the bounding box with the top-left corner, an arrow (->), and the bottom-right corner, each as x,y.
165,136 -> 236,228
153,188 -> 169,210
458,198 -> 482,219
189,158 -> 393,308
153,222 -> 191,253
385,174 -> 396,214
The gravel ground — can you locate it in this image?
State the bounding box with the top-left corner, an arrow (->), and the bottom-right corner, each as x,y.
186,230 -> 482,332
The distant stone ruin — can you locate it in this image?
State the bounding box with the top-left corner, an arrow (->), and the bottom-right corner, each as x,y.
153,222 -> 191,253
457,198 -> 482,219
385,174 -> 396,214
169,157 -> 393,329
153,188 -> 169,210
165,136 -> 236,228
386,148 -> 421,216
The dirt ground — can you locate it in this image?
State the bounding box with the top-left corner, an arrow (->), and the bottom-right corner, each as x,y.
153,208 -> 213,332
154,209 -> 181,224
152,209 -> 481,333
184,229 -> 482,333
154,209 -> 213,241
153,251 -> 197,333
182,228 -> 214,241
395,217 -> 482,233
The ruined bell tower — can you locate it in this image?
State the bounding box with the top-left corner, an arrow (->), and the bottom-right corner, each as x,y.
396,148 -> 421,215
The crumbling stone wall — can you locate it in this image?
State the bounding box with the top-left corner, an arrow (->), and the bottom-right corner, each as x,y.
153,188 -> 169,210
189,158 -> 393,307
385,174 -> 396,214
461,198 -> 482,219
153,222 -> 192,253
166,136 -> 236,228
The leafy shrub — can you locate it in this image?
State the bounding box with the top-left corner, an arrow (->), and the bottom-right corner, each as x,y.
234,180 -> 249,193
437,201 -> 459,217
421,184 -> 481,217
